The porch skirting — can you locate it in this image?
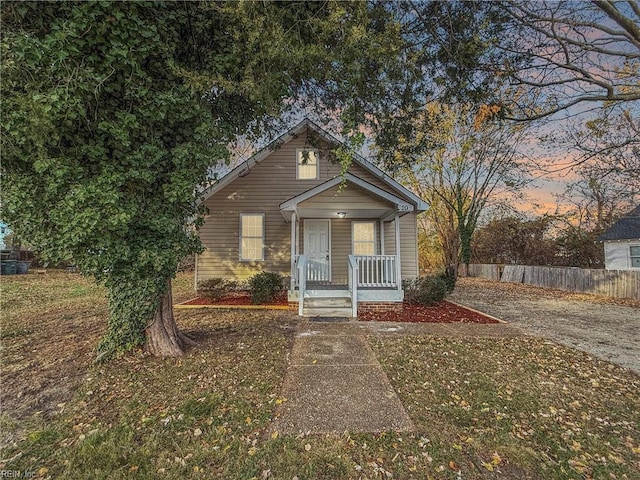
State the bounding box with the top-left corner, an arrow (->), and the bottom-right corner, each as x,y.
288,298 -> 403,315
358,302 -> 403,313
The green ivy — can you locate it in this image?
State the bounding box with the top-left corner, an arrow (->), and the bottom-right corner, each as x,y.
1,1 -> 405,359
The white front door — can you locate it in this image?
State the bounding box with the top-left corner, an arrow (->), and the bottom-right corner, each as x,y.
304,219 -> 330,282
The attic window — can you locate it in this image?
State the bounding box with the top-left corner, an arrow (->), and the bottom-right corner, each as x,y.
297,149 -> 318,180
631,246 -> 640,268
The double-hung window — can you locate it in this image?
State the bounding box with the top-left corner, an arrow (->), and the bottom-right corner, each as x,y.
296,149 -> 319,179
240,214 -> 264,261
631,245 -> 640,268
352,221 -> 376,255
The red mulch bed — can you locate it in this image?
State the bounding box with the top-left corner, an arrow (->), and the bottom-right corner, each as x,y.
181,291 -> 289,306
181,293 -> 496,324
359,301 -> 498,324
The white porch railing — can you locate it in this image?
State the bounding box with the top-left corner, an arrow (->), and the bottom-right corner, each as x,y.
354,255 -> 398,288
296,255 -> 308,316
348,255 -> 358,318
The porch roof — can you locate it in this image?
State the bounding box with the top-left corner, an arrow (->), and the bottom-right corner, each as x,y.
279,173 -> 413,221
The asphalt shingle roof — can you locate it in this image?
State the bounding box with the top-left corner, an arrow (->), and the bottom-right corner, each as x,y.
598,205 -> 640,241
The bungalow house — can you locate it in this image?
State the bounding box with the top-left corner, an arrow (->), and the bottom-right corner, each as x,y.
196,119 -> 427,317
598,205 -> 640,270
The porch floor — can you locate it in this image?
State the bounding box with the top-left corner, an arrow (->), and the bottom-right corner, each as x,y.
301,283 -> 400,291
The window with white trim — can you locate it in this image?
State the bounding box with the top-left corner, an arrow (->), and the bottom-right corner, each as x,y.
352,221 -> 376,255
240,214 -> 264,261
296,149 -> 319,179
631,245 -> 640,268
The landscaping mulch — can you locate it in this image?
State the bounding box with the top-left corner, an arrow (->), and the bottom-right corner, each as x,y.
359,300 -> 499,324
181,293 -> 498,324
180,291 -> 289,306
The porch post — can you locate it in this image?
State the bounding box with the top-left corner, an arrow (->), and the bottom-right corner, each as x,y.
290,212 -> 297,292
394,213 -> 402,290
379,219 -> 385,254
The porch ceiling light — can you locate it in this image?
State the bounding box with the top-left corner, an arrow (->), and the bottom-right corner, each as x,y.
337,211 -> 347,218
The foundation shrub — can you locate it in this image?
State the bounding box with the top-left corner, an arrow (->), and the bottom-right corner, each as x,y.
403,275 -> 448,305
248,271 -> 283,304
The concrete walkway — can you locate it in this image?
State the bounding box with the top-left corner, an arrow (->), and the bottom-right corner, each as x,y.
270,320 -> 415,434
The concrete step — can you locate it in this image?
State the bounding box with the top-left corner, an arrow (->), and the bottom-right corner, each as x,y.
305,296 -> 352,308
302,306 -> 354,318
305,289 -> 350,298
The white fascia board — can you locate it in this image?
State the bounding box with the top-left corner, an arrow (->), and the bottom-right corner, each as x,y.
346,174 -> 414,211
351,154 -> 428,211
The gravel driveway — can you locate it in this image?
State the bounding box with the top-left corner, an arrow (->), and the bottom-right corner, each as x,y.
449,278 -> 640,374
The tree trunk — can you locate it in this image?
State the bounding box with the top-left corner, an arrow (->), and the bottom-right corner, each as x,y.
145,278 -> 196,357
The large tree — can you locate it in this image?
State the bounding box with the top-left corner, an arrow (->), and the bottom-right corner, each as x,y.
1,1 -> 401,359
381,102 -> 530,271
498,0 -> 640,121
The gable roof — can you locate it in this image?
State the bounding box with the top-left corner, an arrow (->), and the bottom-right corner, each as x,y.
200,118 -> 428,211
598,205 -> 640,241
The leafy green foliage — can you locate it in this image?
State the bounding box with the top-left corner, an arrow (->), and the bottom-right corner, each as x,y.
403,275 -> 448,306
1,2 -> 230,358
197,278 -> 239,302
0,1 -> 404,358
248,272 -> 283,305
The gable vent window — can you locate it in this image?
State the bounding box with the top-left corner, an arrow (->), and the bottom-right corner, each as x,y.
240,214 -> 265,261
631,246 -> 640,268
297,149 -> 319,180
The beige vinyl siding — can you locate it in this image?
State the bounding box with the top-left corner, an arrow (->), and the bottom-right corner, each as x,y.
383,221 -> 396,256
379,214 -> 418,279
198,133 -> 344,281
330,219 -> 350,284
197,126 -> 422,284
348,163 -> 418,205
400,213 -> 419,278
299,183 -> 392,212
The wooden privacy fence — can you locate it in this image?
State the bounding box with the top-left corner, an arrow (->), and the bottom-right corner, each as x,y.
462,263 -> 640,300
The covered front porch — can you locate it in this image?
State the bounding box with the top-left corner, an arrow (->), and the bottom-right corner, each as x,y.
280,173 -> 411,317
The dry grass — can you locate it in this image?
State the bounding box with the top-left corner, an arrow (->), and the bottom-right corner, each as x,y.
456,277 -> 640,308
1,272 -> 639,479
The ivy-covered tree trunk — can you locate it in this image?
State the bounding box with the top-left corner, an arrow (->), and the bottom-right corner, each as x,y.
459,223 -> 474,274
146,279 -> 195,357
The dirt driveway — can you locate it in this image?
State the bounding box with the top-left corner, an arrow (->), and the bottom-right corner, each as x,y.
449,278 -> 640,374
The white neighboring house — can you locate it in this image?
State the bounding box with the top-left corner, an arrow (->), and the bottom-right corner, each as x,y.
598,205 -> 640,270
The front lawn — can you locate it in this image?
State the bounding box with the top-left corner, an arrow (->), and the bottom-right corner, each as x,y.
1,272 -> 638,479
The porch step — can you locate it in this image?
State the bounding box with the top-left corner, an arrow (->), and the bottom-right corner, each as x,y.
302,306 -> 354,318
301,295 -> 353,318
304,296 -> 351,308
